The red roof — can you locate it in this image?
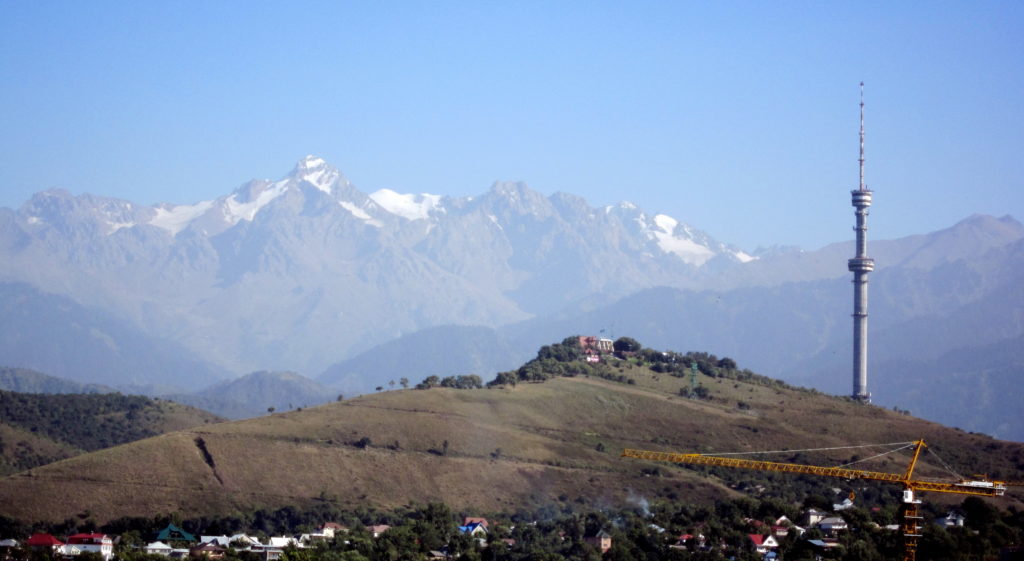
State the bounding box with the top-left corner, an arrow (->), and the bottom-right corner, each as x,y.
27,534 -> 63,546
749,534 -> 765,546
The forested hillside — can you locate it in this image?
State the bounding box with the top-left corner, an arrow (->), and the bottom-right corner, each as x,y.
0,390 -> 221,475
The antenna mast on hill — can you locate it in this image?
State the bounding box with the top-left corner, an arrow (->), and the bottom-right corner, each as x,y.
849,82 -> 875,403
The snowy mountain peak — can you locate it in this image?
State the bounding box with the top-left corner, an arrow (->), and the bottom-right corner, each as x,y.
297,155 -> 326,169
290,155 -> 340,194
369,189 -> 443,221
645,213 -> 715,265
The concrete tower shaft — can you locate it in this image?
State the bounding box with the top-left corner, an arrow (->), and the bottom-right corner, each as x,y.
849,83 -> 874,403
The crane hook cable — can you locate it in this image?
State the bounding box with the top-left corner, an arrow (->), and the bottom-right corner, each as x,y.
925,447 -> 966,481
834,442 -> 917,469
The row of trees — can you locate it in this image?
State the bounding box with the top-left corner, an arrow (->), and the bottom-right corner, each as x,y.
415,375 -> 483,390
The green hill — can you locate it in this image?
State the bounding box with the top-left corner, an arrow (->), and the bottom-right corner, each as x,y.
0,390 -> 223,475
0,341 -> 1020,524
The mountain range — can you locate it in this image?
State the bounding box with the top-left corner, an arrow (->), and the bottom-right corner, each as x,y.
1,156 -> 1022,439
0,156 -> 752,384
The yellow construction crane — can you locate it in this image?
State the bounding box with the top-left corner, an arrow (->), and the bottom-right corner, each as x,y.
623,439 -> 1006,561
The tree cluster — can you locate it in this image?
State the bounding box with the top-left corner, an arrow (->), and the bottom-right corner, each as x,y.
483,336 -> 814,398
416,375 -> 483,390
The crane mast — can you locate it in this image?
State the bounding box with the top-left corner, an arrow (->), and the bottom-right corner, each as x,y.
622,440 -> 1006,561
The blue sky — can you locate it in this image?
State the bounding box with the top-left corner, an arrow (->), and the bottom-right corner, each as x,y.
1,1 -> 1021,250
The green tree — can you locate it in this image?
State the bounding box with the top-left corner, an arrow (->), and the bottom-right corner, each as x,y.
417,375 -> 441,389
613,337 -> 641,354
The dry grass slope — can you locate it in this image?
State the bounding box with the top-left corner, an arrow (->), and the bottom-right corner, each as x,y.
1,365 -> 1021,524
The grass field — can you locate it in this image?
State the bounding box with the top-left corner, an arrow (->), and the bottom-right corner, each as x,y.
0,363 -> 1020,524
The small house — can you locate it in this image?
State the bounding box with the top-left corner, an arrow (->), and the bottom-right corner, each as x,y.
457,523 -> 487,538
461,517 -> 489,530
817,517 -> 848,536
748,534 -> 779,555
157,524 -> 197,544
144,542 -> 173,556
319,523 -> 348,538
189,543 -> 225,560
367,526 -> 391,538
27,534 -> 64,554
801,508 -> 829,528
584,530 -> 612,554
65,534 -> 114,561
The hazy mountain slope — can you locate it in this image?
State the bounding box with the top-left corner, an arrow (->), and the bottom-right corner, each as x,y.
0,390 -> 222,475
874,334 -> 1024,441
0,282 -> 229,391
712,214 -> 1024,289
0,367 -> 114,394
1,355 -> 1020,524
166,371 -> 333,419
320,325 -> 524,394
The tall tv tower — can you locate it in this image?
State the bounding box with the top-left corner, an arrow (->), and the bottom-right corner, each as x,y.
849,82 -> 874,402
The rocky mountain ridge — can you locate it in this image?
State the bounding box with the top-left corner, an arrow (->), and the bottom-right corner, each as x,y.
0,156 -> 755,385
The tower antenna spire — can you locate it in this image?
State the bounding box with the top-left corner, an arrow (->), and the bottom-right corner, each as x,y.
859,81 -> 865,192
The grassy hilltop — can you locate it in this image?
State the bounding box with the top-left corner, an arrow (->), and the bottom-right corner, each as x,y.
0,340 -> 1021,524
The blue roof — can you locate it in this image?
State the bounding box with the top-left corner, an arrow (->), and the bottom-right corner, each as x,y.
458,522 -> 486,534
156,524 -> 196,542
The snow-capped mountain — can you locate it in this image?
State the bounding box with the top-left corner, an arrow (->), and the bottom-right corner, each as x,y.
0,156 -> 755,387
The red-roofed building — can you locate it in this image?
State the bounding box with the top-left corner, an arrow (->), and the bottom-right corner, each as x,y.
748,534 -> 779,555
26,536 -> 63,548
674,533 -> 706,550
65,533 -> 113,561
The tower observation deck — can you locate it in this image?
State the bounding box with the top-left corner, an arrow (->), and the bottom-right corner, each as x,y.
849,83 -> 874,402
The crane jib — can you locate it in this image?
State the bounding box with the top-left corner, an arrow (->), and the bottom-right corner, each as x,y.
620,448 -> 1006,497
